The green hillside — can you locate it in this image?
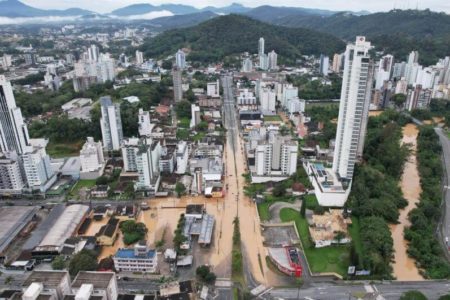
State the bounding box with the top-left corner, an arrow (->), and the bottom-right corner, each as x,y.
140,14 -> 346,64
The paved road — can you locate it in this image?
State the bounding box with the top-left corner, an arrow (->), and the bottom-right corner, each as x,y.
434,127 -> 450,259
267,281 -> 450,300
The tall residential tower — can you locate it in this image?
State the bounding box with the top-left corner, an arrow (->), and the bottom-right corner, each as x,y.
100,96 -> 123,151
332,36 -> 373,181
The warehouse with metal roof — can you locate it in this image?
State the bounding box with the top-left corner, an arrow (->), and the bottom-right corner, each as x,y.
33,204 -> 89,254
0,206 -> 38,255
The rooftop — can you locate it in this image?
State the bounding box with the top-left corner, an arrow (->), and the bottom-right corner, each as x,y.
72,272 -> 115,289
23,271 -> 69,287
115,249 -> 156,259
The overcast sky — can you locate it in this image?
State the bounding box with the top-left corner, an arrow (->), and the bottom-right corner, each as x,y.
19,0 -> 450,14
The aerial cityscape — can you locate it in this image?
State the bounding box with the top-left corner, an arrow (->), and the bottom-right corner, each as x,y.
0,0 -> 450,299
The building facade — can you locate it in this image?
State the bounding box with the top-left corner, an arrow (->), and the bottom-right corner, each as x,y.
332,36 -> 373,181
100,96 -> 123,151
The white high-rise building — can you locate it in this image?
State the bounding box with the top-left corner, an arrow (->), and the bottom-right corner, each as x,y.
0,152 -> 25,193
333,36 -> 373,181
0,75 -> 30,155
258,37 -> 265,56
259,54 -> 268,70
260,88 -> 276,112
100,96 -> 123,151
320,54 -> 330,76
122,138 -> 140,172
175,49 -> 186,69
135,50 -> 144,65
88,44 -> 100,62
242,58 -> 253,73
207,80 -> 220,98
281,85 -> 299,108
135,139 -> 161,193
254,135 -> 298,177
22,144 -> 55,192
172,67 -> 183,102
1,55 -> 12,70
97,54 -> 115,83
332,53 -> 342,73
80,137 -> 105,172
138,109 -> 152,137
190,104 -> 200,128
176,141 -> 188,174
375,54 -> 394,89
268,50 -> 278,70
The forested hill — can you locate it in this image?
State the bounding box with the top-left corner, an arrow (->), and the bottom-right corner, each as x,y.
140,14 -> 346,64
257,9 -> 450,65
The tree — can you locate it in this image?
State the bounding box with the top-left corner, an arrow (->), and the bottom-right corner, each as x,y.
120,220 -> 148,245
51,256 -> 66,270
334,231 -> 346,244
300,198 -> 306,217
124,182 -> 135,200
196,265 -> 216,284
175,182 -> 186,197
186,89 -> 196,102
69,250 -> 98,276
161,60 -> 173,70
272,184 -> 286,197
391,93 -> 407,109
175,101 -> 192,119
399,291 -> 427,300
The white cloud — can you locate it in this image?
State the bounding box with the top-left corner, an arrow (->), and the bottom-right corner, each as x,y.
0,15 -> 83,25
115,10 -> 174,20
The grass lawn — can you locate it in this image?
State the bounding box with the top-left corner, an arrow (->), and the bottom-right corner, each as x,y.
178,117 -> 190,128
47,141 -> 83,158
68,179 -> 96,199
258,202 -> 271,221
280,208 -> 349,276
263,115 -> 282,122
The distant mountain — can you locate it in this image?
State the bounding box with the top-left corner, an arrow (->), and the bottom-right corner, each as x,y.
140,14 -> 346,63
149,11 -> 217,30
243,5 -> 336,22
259,9 -> 450,40
201,3 -> 251,14
0,0 -> 92,17
257,9 -> 450,65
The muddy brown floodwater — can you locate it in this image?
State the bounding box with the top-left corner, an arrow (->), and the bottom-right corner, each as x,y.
389,124 -> 423,281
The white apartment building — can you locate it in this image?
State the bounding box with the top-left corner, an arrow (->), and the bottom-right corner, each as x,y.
242,58 -> 253,73
332,53 -> 342,73
0,75 -> 30,154
268,50 -> 278,70
80,137 -> 104,172
190,104 -> 200,128
287,98 -> 305,114
375,54 -> 394,89
175,49 -> 186,69
173,67 -> 183,102
333,36 -> 373,181
121,137 -> 140,172
258,37 -> 265,56
135,140 -> 161,193
22,144 -> 56,192
207,80 -> 220,98
138,108 -> 153,137
260,88 -> 276,112
320,54 -> 330,76
237,89 -> 257,105
281,85 -> 299,108
0,152 -> 25,194
176,141 -> 189,174
113,242 -> 158,273
100,96 -> 123,151
135,50 -> 144,65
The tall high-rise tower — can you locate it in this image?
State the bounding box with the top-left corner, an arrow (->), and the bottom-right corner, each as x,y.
333,36 -> 373,181
0,75 -> 30,154
258,37 -> 265,56
172,67 -> 183,102
175,49 -> 186,69
100,96 -> 123,151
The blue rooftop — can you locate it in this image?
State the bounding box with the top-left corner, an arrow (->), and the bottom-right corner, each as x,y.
115,248 -> 156,259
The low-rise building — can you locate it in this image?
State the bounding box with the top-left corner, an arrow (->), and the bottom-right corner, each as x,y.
113,241 -> 157,273
96,218 -> 119,246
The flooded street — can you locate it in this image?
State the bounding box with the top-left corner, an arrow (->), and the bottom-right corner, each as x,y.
390,124 -> 423,280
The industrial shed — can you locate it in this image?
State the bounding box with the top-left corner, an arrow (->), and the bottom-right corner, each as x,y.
33,205 -> 89,256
